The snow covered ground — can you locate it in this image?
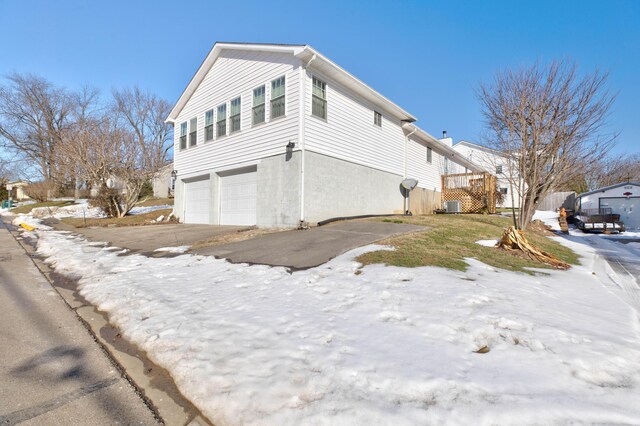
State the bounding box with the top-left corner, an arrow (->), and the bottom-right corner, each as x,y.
7,211 -> 640,424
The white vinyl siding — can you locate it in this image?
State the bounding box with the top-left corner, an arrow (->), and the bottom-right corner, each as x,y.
304,71 -> 405,180
174,50 -> 299,178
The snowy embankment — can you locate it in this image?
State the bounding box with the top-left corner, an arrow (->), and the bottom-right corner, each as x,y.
27,212 -> 640,425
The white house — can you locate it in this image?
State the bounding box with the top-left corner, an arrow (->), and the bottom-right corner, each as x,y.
152,164 -> 174,198
6,181 -> 30,200
452,140 -> 521,209
576,182 -> 640,230
166,42 -> 480,227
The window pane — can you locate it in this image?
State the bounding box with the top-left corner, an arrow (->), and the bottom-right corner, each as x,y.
253,86 -> 265,106
217,120 -> 226,137
312,96 -> 326,119
312,77 -> 326,99
205,125 -> 213,141
180,136 -> 186,150
231,97 -> 241,115
180,122 -> 187,137
205,109 -> 214,126
427,148 -> 432,163
253,104 -> 265,125
271,96 -> 285,119
190,117 -> 197,132
271,76 -> 285,98
217,104 -> 226,122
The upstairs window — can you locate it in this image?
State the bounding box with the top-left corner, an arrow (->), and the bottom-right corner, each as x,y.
179,122 -> 187,150
496,165 -> 503,174
271,76 -> 285,119
252,85 -> 265,125
205,109 -> 214,141
427,147 -> 432,164
189,117 -> 197,147
444,157 -> 449,175
230,97 -> 241,133
216,104 -> 226,137
500,187 -> 508,194
374,111 -> 382,127
312,77 -> 327,119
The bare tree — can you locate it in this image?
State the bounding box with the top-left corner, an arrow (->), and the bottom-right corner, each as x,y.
479,60 -> 616,229
112,86 -> 172,173
0,73 -> 74,185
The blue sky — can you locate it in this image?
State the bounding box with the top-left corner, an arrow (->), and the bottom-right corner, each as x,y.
1,0 -> 638,155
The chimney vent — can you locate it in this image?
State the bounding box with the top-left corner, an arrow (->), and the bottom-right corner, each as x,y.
442,130 -> 448,138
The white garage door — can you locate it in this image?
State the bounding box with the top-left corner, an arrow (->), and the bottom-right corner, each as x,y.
219,169 -> 257,226
184,178 -> 211,224
600,197 -> 639,230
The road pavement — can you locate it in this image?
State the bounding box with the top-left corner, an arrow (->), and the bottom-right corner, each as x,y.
0,223 -> 159,425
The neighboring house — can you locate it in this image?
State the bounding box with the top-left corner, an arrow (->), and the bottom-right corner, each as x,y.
452,141 -> 521,209
166,42 -> 480,227
576,182 -> 640,230
6,181 -> 30,200
89,176 -> 127,197
152,164 -> 174,198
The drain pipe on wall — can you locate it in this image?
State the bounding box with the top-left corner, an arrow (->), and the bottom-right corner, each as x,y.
404,125 -> 418,214
298,54 -> 316,228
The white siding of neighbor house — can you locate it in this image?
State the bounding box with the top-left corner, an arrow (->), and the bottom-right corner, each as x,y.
174,50 -> 301,178
303,70 -> 406,179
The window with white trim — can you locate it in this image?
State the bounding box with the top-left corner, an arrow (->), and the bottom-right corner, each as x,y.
374,111 -> 382,127
496,165 -> 503,174
427,147 -> 432,164
270,76 -> 285,119
205,109 -> 214,141
179,122 -> 187,150
312,77 -> 327,119
230,97 -> 241,133
216,104 -> 226,137
252,85 -> 265,125
189,117 -> 197,147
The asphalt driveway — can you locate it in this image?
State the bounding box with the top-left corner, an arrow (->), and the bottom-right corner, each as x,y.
193,221 -> 425,269
49,222 -> 247,254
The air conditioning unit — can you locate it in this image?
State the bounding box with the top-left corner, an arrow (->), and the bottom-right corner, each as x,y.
445,200 -> 461,213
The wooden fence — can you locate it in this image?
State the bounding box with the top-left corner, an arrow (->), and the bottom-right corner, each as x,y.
537,191 -> 576,211
441,172 -> 497,214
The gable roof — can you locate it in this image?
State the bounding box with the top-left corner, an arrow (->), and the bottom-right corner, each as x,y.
578,181 -> 640,198
453,140 -> 505,157
166,42 -> 417,123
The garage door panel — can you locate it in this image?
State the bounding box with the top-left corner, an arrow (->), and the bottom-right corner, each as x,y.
184,179 -> 211,224
600,198 -> 638,230
220,170 -> 257,226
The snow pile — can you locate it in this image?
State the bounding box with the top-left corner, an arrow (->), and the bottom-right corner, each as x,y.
475,239 -> 498,247
532,210 -> 561,230
12,214 -> 53,230
128,205 -> 173,216
31,200 -> 105,219
34,230 -> 640,425
153,245 -> 190,254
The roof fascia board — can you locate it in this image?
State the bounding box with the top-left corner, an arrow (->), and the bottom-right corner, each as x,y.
578,181 -> 640,198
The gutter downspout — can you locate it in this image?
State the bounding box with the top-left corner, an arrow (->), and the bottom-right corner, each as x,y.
299,54 -> 316,227
404,125 -> 418,214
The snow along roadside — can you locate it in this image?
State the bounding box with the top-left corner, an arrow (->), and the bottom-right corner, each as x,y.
29,222 -> 640,425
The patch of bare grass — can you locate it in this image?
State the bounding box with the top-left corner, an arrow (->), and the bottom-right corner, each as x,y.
61,208 -> 174,228
357,214 -> 578,273
135,197 -> 174,207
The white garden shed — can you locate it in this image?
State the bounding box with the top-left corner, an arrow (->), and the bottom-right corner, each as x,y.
576,182 -> 640,230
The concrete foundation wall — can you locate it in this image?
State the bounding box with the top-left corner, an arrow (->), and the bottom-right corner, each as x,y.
304,150 -> 404,224
256,151 -> 301,227
408,187 -> 441,215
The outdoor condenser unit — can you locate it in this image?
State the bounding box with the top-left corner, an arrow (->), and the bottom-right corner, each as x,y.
445,200 -> 461,213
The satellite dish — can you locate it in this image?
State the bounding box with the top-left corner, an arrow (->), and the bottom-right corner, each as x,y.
401,178 -> 418,191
